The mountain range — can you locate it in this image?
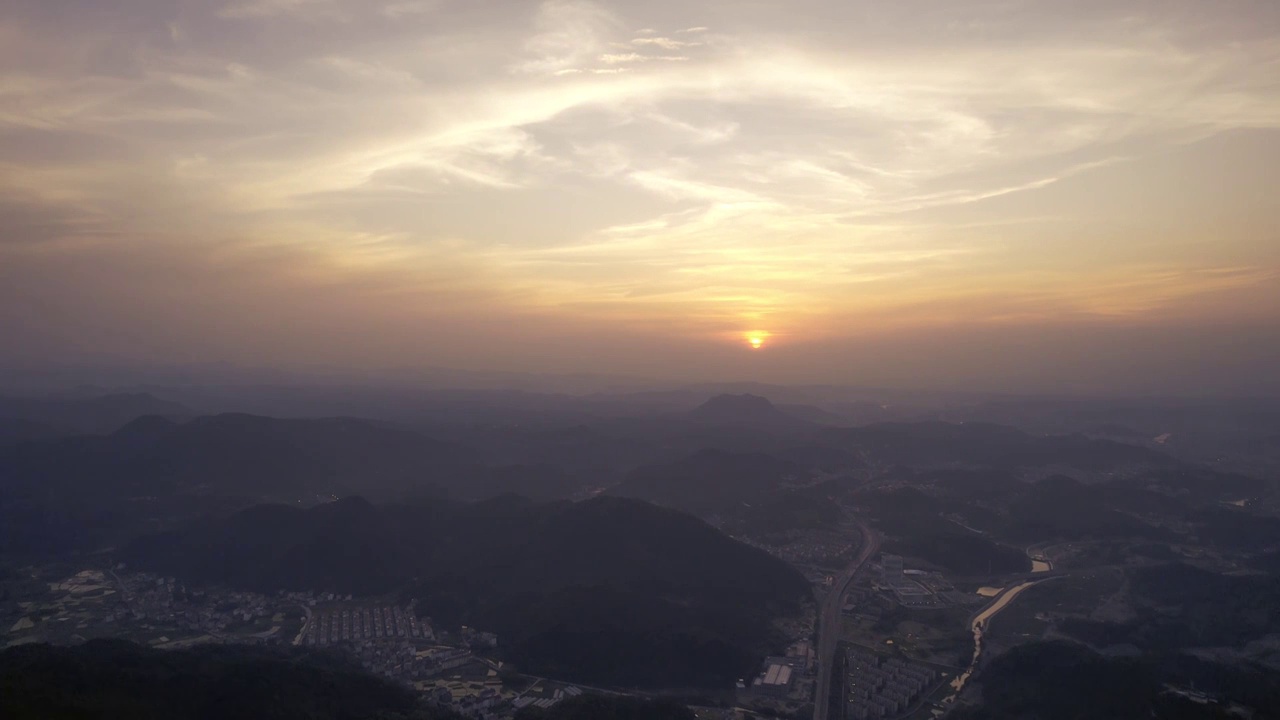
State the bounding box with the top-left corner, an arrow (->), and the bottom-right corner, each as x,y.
124,495 -> 810,688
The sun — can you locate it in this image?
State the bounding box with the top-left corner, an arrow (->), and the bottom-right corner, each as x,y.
743,331 -> 770,350
750,337 -> 763,349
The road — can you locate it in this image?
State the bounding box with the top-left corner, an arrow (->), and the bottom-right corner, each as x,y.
813,519 -> 880,720
292,603 -> 313,646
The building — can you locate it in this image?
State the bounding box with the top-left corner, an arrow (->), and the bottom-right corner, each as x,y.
751,662 -> 794,697
881,554 -> 903,578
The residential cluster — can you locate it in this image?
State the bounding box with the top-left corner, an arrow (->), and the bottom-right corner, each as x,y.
302,604 -> 432,645
739,529 -> 856,567
844,647 -> 939,719
296,601 -> 507,699
102,570 -> 302,642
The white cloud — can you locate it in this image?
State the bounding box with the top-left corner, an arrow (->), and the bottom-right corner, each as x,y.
515,0 -> 621,75
218,0 -> 339,20
4,0 -> 1279,346
631,37 -> 698,49
380,1 -> 440,18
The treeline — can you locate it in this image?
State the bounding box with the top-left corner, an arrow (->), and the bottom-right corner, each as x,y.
514,694 -> 696,720
0,639 -> 463,720
123,495 -> 810,688
1061,563 -> 1280,651
954,641 -> 1278,720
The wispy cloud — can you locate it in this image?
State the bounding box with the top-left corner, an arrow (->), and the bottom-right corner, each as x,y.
1,0 -> 1278,381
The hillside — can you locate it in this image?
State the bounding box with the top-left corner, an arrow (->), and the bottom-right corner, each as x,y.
953,641 -> 1278,720
816,421 -> 1172,471
514,694 -> 696,720
0,413 -> 604,555
0,392 -> 191,435
0,639 -> 460,720
124,495 -> 810,688
687,393 -> 812,430
608,448 -> 802,514
0,413 -> 472,501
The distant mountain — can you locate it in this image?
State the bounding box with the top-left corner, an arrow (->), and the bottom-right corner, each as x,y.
0,392 -> 191,435
776,402 -> 851,426
460,463 -> 583,501
608,447 -> 804,515
1000,475 -> 1175,542
0,418 -> 64,449
0,413 -> 472,502
125,495 -> 809,688
773,444 -> 867,472
816,421 -> 1173,471
0,413 -> 575,555
733,487 -> 844,538
687,393 -> 811,429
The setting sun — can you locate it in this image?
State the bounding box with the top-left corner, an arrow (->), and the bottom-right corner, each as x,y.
745,331 -> 770,350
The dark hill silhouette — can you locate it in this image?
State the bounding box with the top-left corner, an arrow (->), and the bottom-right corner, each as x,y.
0,413 -> 472,502
0,413 -> 592,555
0,392 -> 191,435
1001,475 -> 1173,542
949,640 -> 1279,720
608,448 -> 803,514
773,444 -> 866,472
514,694 -> 695,720
775,403 -> 851,426
0,418 -> 63,448
125,495 -> 809,688
816,421 -> 1172,470
0,639 -> 460,720
687,393 -> 811,429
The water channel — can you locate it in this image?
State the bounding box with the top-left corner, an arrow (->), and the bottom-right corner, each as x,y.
936,575 -> 1057,713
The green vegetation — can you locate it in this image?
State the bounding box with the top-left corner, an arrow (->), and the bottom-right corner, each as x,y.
885,533 -> 1028,576
953,641 -> 1277,720
859,489 -> 1029,575
0,639 -> 462,720
514,694 -> 696,720
125,496 -> 810,689
984,569 -> 1125,644
609,448 -> 799,515
1060,563 -> 1280,651
734,488 -> 842,538
818,422 -> 1169,471
999,475 -> 1170,543
1190,508 -> 1280,550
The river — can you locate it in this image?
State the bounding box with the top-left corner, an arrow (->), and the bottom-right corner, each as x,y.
937,578 -> 1055,712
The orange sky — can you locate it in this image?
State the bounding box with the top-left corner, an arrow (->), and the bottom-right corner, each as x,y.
1,1 -> 1278,393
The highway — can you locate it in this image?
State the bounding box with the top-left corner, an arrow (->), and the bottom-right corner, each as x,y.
813,519 -> 880,720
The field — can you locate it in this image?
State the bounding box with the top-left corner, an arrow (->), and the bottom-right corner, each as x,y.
984,568 -> 1126,645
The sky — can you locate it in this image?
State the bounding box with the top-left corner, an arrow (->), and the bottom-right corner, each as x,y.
2,0 -> 1279,394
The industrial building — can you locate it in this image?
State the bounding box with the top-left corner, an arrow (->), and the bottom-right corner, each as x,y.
750,661 -> 795,697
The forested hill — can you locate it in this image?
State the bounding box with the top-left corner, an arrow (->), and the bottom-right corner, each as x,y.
124,495 -> 810,688
0,639 -> 462,720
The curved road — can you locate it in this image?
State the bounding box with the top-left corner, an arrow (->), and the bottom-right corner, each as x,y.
814,520 -> 880,720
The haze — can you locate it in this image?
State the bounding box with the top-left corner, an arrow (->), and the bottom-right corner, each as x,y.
3,0 -> 1279,394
